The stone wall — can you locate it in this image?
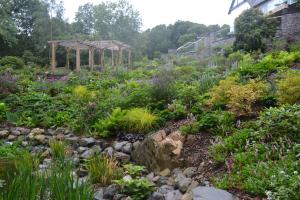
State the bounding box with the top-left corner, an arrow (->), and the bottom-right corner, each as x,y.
280,12 -> 300,41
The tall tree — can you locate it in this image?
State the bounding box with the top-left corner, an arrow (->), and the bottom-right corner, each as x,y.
74,3 -> 95,35
234,8 -> 277,52
94,0 -> 141,44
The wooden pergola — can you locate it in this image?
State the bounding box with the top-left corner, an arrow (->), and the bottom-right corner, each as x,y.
48,40 -> 132,72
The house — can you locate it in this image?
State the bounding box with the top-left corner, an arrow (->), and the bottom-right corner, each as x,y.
228,0 -> 300,40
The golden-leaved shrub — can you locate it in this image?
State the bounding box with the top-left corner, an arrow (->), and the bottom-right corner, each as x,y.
208,76 -> 239,106
227,80 -> 268,116
277,71 -> 300,105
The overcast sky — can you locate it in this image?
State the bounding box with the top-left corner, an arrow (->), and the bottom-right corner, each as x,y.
63,0 -> 235,30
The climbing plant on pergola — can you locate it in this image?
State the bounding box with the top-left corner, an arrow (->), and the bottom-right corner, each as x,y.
48,40 -> 132,72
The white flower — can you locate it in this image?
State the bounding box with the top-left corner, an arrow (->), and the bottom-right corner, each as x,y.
294,171 -> 298,175
279,170 -> 285,174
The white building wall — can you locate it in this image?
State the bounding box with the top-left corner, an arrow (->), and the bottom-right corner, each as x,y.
258,0 -> 286,14
229,2 -> 251,32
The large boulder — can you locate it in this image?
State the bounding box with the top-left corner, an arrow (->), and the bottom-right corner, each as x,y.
192,187 -> 236,200
132,130 -> 185,172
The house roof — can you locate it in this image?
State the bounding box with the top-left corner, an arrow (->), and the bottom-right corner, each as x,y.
247,0 -> 268,7
228,0 -> 269,14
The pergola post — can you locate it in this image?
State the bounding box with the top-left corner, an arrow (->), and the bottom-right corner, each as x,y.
128,50 -> 132,69
89,47 -> 95,71
119,49 -> 123,65
51,42 -> 57,71
76,46 -> 81,73
101,50 -> 105,67
66,47 -> 70,69
111,50 -> 114,66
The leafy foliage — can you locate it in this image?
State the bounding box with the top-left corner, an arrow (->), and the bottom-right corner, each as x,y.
0,56 -> 25,69
234,8 -> 277,52
211,104 -> 300,198
94,107 -> 157,137
114,178 -> 155,200
277,70 -> 300,105
227,80 -> 268,116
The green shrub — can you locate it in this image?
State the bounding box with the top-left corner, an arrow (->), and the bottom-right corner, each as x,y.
277,70 -> 300,105
212,104 -> 300,198
123,108 -> 157,133
0,141 -> 23,158
227,79 -> 268,116
208,76 -> 239,107
238,51 -> 300,78
123,164 -> 146,178
94,107 -> 157,137
72,85 -> 96,102
0,56 -> 25,69
114,178 -> 155,200
0,102 -> 8,123
93,108 -> 126,138
86,154 -> 122,186
181,111 -> 235,136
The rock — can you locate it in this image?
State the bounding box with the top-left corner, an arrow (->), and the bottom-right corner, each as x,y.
165,190 -> 182,200
157,185 -> 174,194
146,172 -> 155,181
55,127 -> 65,135
31,128 -> 44,135
10,129 -> 21,136
94,188 -> 104,200
78,146 -> 89,154
103,147 -> 114,157
16,127 -> 30,135
80,146 -> 101,159
157,176 -> 169,186
187,180 -> 199,192
47,129 -> 56,136
34,134 -> 46,144
149,192 -> 164,200
175,174 -> 192,193
114,152 -> 130,164
114,141 -> 128,151
80,137 -> 96,147
21,141 -> 28,147
122,143 -> 132,154
172,168 -> 183,177
0,130 -> 9,138
78,168 -> 88,177
103,184 -> 119,199
132,141 -> 141,150
167,177 -> 175,186
192,187 -> 236,200
159,168 -> 171,177
65,136 -> 79,144
7,135 -> 17,141
182,192 -> 193,200
123,175 -> 132,181
183,167 -> 197,178
132,130 -> 185,171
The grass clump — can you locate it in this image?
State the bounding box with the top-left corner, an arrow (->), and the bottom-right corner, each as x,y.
86,154 -> 122,186
1,152 -> 93,200
49,139 -> 69,162
94,107 -> 157,137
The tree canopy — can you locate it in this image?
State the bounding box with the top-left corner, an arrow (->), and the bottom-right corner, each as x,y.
234,8 -> 277,52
